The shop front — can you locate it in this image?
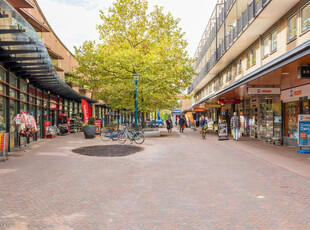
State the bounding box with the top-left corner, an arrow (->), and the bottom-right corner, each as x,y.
281,85 -> 310,147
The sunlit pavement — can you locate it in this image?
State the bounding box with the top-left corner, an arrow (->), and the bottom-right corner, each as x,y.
1,128 -> 310,229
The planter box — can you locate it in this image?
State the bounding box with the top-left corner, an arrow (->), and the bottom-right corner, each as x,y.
83,126 -> 97,139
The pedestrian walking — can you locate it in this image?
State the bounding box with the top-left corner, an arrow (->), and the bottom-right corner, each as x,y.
178,116 -> 186,133
230,112 -> 240,141
199,116 -> 207,139
166,117 -> 173,134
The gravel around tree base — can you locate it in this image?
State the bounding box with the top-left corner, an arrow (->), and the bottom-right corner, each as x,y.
72,145 -> 143,157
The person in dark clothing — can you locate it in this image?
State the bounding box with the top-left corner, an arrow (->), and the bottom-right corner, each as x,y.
166,118 -> 173,134
178,116 -> 186,133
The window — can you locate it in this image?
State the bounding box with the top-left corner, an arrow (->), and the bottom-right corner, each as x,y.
271,30 -> 277,52
0,96 -> 5,132
234,62 -> 237,77
0,68 -> 5,81
228,66 -> 232,80
246,52 -> 251,68
238,59 -> 242,74
288,13 -> 297,41
251,47 -> 256,65
301,2 -> 310,33
9,74 -> 17,87
263,37 -> 269,57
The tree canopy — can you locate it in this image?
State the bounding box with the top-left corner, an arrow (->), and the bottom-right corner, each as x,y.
72,0 -> 195,113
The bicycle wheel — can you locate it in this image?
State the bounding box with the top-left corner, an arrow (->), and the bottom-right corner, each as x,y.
111,130 -> 120,141
118,132 -> 127,144
134,132 -> 145,144
100,131 -> 110,141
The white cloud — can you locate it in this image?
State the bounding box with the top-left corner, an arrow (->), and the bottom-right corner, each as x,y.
37,0 -> 216,56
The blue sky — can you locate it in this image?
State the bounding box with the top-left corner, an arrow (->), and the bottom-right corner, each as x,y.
38,0 -> 216,57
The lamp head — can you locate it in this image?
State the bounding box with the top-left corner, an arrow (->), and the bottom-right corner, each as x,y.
133,73 -> 140,83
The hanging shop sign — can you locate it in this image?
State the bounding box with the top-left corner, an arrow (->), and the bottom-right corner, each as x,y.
247,87 -> 280,95
281,84 -> 310,101
219,99 -> 240,104
298,115 -> 310,147
171,110 -> 181,113
205,104 -> 221,108
298,66 -> 310,79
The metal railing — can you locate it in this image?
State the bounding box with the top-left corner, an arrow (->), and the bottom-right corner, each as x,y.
190,0 -> 270,94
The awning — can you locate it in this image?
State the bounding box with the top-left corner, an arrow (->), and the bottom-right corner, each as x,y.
0,0 -> 96,103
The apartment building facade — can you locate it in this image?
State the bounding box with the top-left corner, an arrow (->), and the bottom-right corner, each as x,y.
187,0 -> 310,147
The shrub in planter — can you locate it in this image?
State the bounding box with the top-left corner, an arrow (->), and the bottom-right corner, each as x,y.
83,117 -> 96,139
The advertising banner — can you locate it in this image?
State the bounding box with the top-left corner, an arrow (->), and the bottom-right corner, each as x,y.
298,115 -> 310,147
95,120 -> 102,134
205,104 -> 221,108
81,99 -> 89,123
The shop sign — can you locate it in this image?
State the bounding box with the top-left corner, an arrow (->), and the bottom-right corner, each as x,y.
298,115 -> 310,147
171,110 -> 181,113
247,87 -> 280,95
205,104 -> 221,108
194,108 -> 206,112
95,120 -> 102,133
281,84 -> 310,101
219,99 -> 240,104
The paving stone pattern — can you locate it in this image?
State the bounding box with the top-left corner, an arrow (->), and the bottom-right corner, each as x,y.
0,130 -> 310,229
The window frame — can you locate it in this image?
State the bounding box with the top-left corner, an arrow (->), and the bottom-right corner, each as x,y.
301,1 -> 310,33
288,12 -> 297,42
263,36 -> 269,57
251,47 -> 256,66
271,29 -> 277,52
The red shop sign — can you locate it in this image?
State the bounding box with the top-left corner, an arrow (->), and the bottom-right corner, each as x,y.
219,99 -> 241,104
194,108 -> 206,112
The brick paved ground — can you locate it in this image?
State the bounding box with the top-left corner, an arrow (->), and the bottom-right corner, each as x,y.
0,128 -> 310,229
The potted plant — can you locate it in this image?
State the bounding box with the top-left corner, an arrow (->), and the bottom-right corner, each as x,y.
83,117 -> 96,139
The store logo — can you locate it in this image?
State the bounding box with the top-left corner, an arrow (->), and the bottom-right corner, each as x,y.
290,90 -> 293,97
290,89 -> 302,97
257,89 -> 261,93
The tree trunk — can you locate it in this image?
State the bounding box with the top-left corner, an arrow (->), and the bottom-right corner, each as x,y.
142,112 -> 145,128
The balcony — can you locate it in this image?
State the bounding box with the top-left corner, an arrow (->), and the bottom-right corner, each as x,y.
189,0 -> 272,94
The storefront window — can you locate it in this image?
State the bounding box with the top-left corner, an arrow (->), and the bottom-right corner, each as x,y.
9,74 -> 17,87
0,96 -> 5,132
9,100 -> 17,149
20,103 -> 27,113
10,89 -> 17,98
301,2 -> 310,33
20,93 -> 27,102
288,13 -> 297,41
285,102 -> 299,138
0,68 -> 5,81
20,81 -> 27,92
0,83 -> 4,94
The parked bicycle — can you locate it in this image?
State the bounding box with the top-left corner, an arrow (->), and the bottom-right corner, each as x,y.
100,128 -> 121,141
118,126 -> 145,144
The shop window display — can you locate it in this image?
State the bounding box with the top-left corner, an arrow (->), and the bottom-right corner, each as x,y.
9,100 -> 17,149
285,102 -> 299,138
0,97 -> 5,132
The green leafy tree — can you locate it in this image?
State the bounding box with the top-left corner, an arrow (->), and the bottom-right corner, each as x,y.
72,0 -> 195,116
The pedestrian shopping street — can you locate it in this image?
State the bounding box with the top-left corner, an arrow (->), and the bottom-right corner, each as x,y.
1,129 -> 310,229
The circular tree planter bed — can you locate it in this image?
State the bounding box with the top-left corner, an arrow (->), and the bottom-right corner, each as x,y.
72,145 -> 143,157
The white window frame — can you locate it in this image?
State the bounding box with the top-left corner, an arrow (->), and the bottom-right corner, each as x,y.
301,1 -> 310,33
271,30 -> 277,52
288,13 -> 297,41
263,36 -> 269,57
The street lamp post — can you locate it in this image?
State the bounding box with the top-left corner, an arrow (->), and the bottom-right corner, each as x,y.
133,73 -> 140,130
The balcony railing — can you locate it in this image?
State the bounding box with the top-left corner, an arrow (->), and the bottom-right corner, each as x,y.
190,0 -> 270,94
